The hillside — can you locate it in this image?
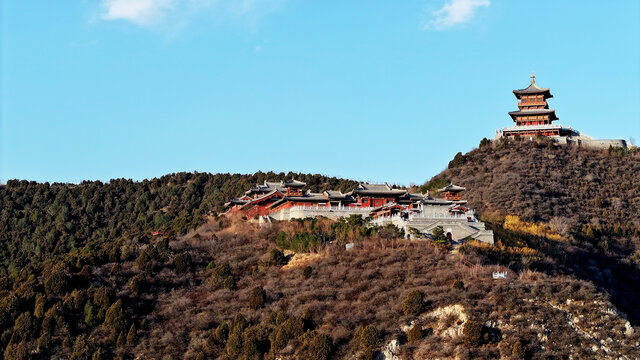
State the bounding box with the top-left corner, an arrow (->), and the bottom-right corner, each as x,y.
0,147 -> 639,359
421,138 -> 640,324
2,214 -> 637,360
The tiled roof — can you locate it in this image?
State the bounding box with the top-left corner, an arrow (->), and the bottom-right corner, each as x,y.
513,83 -> 553,99
438,184 -> 466,192
239,189 -> 283,208
246,181 -> 286,194
324,190 -> 347,199
353,183 -> 406,195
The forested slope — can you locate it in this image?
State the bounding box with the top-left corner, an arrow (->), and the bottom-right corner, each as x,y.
0,172 -> 359,275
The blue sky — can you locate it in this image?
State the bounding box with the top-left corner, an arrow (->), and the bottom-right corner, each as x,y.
2,0 -> 639,185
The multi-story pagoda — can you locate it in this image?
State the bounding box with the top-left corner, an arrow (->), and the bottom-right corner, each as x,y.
497,73 -> 572,138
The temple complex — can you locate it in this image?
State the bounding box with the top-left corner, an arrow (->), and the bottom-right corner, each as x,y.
224,180 -> 494,245
495,73 -> 627,149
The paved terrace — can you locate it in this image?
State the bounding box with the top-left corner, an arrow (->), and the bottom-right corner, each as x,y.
269,205 -> 495,245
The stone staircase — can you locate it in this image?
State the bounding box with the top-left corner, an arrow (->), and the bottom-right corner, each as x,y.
404,218 -> 494,245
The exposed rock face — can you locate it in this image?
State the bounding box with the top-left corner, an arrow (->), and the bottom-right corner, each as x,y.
376,339 -> 400,360
624,322 -> 634,337
427,304 -> 467,338
401,304 -> 468,338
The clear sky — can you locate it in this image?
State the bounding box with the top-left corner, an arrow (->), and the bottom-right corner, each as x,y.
2,1 -> 639,185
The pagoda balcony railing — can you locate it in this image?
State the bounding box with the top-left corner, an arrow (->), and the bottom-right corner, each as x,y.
519,101 -> 546,107
499,124 -> 563,132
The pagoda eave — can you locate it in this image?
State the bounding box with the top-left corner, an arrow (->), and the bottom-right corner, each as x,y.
508,109 -> 558,121
513,90 -> 552,99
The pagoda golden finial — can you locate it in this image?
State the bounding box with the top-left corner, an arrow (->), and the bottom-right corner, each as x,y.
530,71 -> 536,84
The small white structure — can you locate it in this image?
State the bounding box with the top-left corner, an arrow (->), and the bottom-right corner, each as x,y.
492,271 -> 508,279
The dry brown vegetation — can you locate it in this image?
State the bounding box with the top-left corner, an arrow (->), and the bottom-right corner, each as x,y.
126,218 -> 638,359
423,139 -> 640,325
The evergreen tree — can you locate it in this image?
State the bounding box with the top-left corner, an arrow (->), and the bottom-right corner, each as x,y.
34,294 -> 46,318
104,299 -> 127,342
84,301 -> 96,327
248,286 -> 266,310
14,311 -> 37,340
402,290 -> 425,316
173,251 -> 192,273
126,324 -> 137,345
129,274 -> 147,296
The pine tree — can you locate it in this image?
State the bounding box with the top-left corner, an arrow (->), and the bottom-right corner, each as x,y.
126,324 -> 137,345
248,286 -> 266,310
14,311 -> 37,340
34,294 -> 46,318
84,301 -> 96,327
402,290 -> 425,316
173,251 -> 193,273
116,332 -> 126,347
104,299 -> 127,342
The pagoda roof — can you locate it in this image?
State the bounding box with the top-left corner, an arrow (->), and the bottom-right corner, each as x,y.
438,184 -> 466,193
508,108 -> 558,121
398,192 -> 426,203
238,189 -> 285,209
513,82 -> 553,99
246,181 -> 286,194
268,192 -> 330,208
323,190 -> 348,199
405,192 -> 426,200
352,183 -> 407,196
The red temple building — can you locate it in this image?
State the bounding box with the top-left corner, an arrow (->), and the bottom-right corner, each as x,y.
438,184 -> 467,202
497,73 -> 572,138
225,180 -> 471,219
